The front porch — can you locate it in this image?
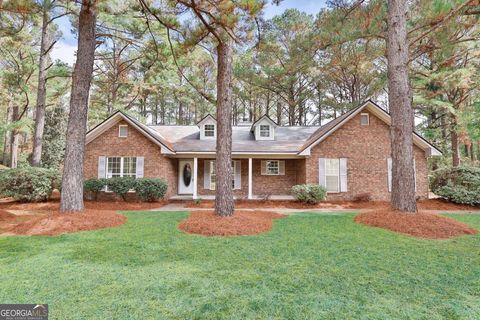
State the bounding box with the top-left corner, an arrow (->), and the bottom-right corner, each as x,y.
170,194 -> 296,201
175,157 -> 305,200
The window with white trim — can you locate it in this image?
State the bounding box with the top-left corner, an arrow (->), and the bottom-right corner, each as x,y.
209,161 -> 235,190
360,113 -> 369,125
260,125 -> 270,137
266,160 -> 279,175
204,124 -> 215,137
119,125 -> 128,137
106,157 -> 137,179
325,159 -> 340,193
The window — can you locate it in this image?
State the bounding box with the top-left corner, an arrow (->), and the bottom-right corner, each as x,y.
122,157 -> 137,177
360,113 -> 369,125
266,160 -> 279,175
106,157 -> 136,179
209,161 -> 236,190
119,125 -> 128,137
204,124 -> 215,137
107,157 -> 121,178
325,159 -> 340,193
260,125 -> 270,137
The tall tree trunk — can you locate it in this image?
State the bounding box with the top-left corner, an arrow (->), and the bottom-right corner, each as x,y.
2,104 -> 13,165
450,114 -> 460,166
9,105 -> 19,169
32,4 -> 51,166
387,0 -> 417,213
215,39 -> 234,217
450,131 -> 460,166
60,0 -> 97,213
470,144 -> 475,162
265,91 -> 270,116
276,101 -> 281,124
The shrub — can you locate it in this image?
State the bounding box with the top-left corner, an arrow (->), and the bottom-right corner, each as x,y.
134,178 -> 168,202
84,178 -> 107,200
291,184 -> 327,204
106,177 -> 137,201
353,192 -> 372,202
430,166 -> 480,206
0,167 -> 61,202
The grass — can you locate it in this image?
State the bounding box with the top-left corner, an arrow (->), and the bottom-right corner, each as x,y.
0,211 -> 479,319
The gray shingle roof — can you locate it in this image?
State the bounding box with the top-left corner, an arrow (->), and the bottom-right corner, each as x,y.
149,125 -> 320,153
113,100 -> 440,156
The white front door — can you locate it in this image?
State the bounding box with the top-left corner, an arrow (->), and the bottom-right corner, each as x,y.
178,159 -> 194,194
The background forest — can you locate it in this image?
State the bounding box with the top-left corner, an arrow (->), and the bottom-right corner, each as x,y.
0,0 -> 479,171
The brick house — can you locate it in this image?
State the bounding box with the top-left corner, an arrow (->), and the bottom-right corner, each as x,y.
84,100 -> 441,200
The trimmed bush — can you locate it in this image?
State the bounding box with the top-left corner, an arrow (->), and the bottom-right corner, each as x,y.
135,178 -> 168,202
430,166 -> 480,206
291,184 -> 327,204
106,177 -> 137,201
0,167 -> 61,202
84,178 -> 107,200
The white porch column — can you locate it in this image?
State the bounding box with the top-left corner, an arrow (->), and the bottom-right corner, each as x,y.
248,158 -> 253,200
193,157 -> 198,199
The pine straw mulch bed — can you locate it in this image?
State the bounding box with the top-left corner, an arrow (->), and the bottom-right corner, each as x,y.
0,199 -> 168,211
354,209 -> 478,239
2,209 -> 127,236
0,199 -> 165,236
178,210 -> 286,237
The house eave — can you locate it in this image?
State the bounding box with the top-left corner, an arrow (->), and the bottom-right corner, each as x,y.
172,151 -> 302,159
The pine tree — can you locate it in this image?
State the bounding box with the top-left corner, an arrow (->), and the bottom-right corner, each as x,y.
60,0 -> 98,213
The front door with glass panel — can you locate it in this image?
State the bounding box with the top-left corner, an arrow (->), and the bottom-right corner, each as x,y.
178,160 -> 194,194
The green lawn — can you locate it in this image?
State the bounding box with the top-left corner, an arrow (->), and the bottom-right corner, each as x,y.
0,211 -> 479,319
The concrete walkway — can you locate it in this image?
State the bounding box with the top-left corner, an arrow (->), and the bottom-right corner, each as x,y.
151,202 -> 480,215
151,202 -> 357,214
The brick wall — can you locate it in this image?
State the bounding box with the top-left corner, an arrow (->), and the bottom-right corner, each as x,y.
304,111 -> 429,200
84,120 -> 177,197
252,159 -> 299,196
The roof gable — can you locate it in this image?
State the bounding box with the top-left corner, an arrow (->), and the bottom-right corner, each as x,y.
196,114 -> 216,127
86,111 -> 174,154
299,100 -> 442,156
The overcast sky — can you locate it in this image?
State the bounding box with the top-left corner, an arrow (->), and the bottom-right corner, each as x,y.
50,1 -> 328,65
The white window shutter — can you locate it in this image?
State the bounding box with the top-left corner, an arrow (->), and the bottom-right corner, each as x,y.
98,156 -> 106,178
339,158 -> 348,192
319,158 -> 326,188
234,160 -> 242,189
204,160 -> 210,190
136,157 -> 144,178
387,158 -> 392,192
261,160 -> 267,175
279,160 -> 285,175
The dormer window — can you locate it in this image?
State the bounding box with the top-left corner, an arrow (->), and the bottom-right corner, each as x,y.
119,125 -> 128,137
260,125 -> 270,137
251,115 -> 277,141
197,114 -> 217,140
205,124 -> 215,137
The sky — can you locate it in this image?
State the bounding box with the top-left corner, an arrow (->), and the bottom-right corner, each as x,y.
50,1 -> 328,66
